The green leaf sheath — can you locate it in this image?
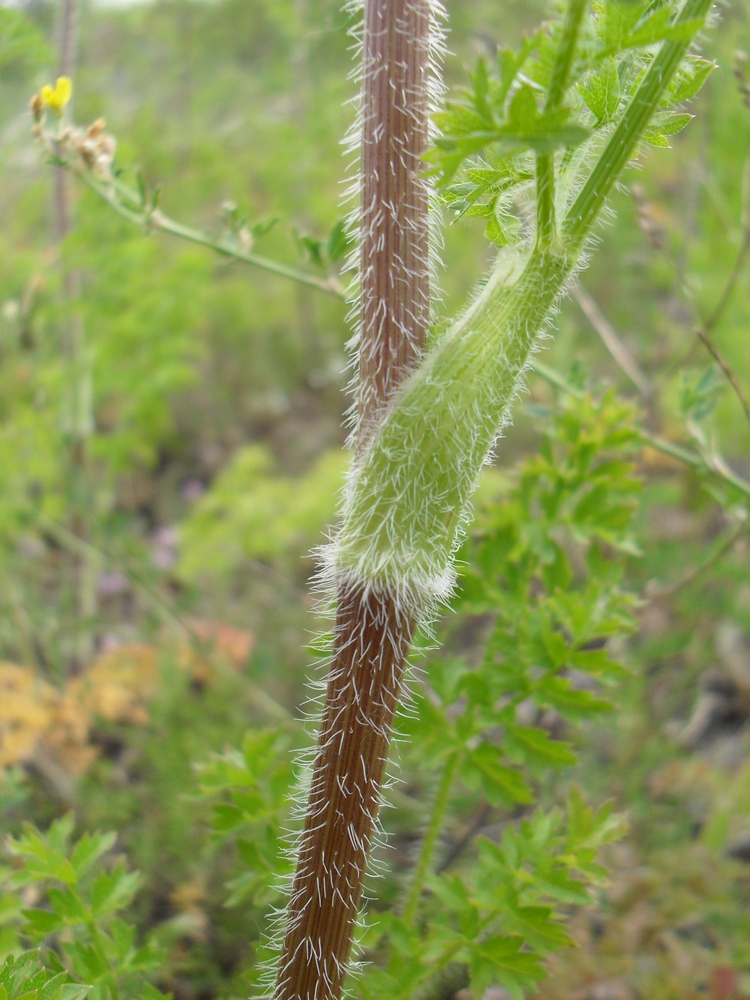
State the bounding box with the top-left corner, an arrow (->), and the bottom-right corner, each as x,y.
331,244 -> 568,600
331,0 -> 714,606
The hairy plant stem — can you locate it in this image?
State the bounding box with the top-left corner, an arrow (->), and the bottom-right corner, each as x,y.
274,3 -> 433,998
276,588 -> 417,999
273,3 -> 718,995
402,749 -> 459,926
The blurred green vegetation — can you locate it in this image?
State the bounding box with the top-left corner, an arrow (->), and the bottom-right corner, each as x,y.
1,0 -> 750,998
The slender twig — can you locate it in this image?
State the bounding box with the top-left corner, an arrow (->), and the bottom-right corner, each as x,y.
436,801 -> 493,876
696,325 -> 750,429
402,750 -> 460,925
646,512 -> 748,600
531,359 -> 750,502
63,163 -> 344,297
702,234 -> 750,335
655,152 -> 750,422
571,282 -> 651,397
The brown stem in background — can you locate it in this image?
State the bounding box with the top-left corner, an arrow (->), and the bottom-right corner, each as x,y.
275,3 -> 433,998
55,0 -> 77,246
55,0 -> 97,666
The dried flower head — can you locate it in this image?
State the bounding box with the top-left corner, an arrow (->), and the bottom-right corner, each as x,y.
79,119 -> 117,179
29,91 -> 45,122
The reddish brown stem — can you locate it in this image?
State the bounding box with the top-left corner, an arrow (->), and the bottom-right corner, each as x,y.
275,3 -> 433,998
275,586 -> 416,999
356,0 -> 432,444
55,0 -> 77,247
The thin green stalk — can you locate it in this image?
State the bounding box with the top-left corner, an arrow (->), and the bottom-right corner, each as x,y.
73,169 -> 342,296
639,436 -> 750,500
649,514 -> 748,599
403,749 -> 460,926
535,154 -> 556,249
536,0 -> 587,248
546,0 -> 587,114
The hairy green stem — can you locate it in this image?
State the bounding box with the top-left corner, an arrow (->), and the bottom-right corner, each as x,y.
332,244 -> 569,596
403,749 -> 460,926
564,0 -> 713,250
535,155 -> 556,249
546,0 -> 587,113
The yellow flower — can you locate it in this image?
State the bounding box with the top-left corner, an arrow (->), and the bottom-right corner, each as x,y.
40,76 -> 72,115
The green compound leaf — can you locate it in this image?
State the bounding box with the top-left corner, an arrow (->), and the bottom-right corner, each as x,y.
627,8 -> 704,48
20,910 -> 63,940
642,111 -> 693,146
597,0 -> 648,54
504,724 -> 577,770
503,904 -> 575,952
47,888 -> 89,926
468,933 -> 545,1000
535,675 -> 613,720
0,954 -> 88,1000
596,2 -> 703,57
460,743 -> 533,807
663,55 -> 715,106
8,825 -> 77,888
531,870 -> 592,907
89,862 -> 140,918
69,833 -> 116,882
428,77 -> 588,184
61,944 -> 107,985
579,57 -> 621,124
